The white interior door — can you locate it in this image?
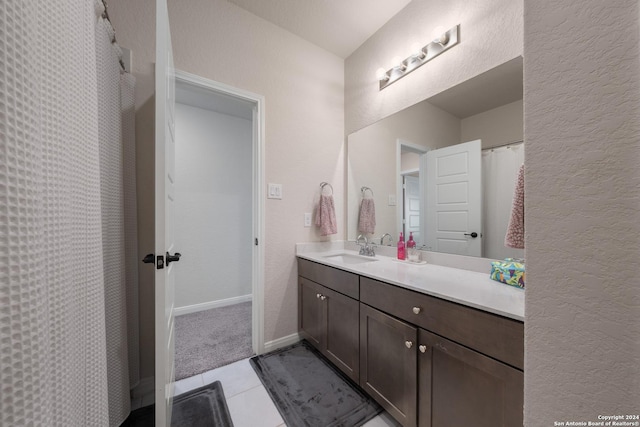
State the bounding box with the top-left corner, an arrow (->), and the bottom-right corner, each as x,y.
155,0 -> 176,425
426,140 -> 482,256
403,175 -> 421,243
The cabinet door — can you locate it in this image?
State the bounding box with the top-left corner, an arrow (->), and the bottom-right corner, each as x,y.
360,303 -> 418,427
323,285 -> 360,382
299,277 -> 324,349
418,329 -> 524,427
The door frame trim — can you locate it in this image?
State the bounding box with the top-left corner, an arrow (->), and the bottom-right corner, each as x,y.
396,139 -> 429,245
173,69 -> 266,355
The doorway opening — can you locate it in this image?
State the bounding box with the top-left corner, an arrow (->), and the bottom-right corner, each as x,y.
172,71 -> 265,381
396,139 -> 428,247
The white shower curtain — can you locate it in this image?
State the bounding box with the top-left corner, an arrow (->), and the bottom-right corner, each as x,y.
0,1 -> 137,426
482,143 -> 526,260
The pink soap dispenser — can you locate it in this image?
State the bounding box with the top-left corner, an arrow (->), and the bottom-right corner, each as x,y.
397,232 -> 406,260
407,232 -> 416,249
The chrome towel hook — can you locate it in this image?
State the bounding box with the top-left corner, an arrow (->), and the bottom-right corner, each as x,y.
361,186 -> 374,197
320,182 -> 333,195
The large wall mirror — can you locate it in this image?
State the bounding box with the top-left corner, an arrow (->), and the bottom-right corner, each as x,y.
347,56 -> 524,260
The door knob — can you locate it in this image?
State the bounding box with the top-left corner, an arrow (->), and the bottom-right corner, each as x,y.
419,345 -> 427,353
405,340 -> 413,349
464,232 -> 478,238
412,307 -> 421,314
142,253 -> 155,264
166,252 -> 181,265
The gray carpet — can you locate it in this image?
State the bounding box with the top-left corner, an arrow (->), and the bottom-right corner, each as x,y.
175,301 -> 253,380
119,381 -> 233,427
250,340 -> 382,427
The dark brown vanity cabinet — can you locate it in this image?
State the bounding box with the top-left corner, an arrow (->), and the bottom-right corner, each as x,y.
417,329 -> 524,427
298,259 -> 360,382
360,303 -> 418,427
297,259 -> 524,427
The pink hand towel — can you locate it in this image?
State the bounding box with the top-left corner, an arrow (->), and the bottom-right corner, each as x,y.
358,198 -> 376,234
505,164 -> 525,249
316,194 -> 337,236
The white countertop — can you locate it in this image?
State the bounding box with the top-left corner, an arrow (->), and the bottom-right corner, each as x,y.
296,248 -> 524,321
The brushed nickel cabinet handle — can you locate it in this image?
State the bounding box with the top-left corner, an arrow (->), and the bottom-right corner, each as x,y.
412,307 -> 421,314
405,340 -> 413,349
320,295 -> 326,301
419,345 -> 427,353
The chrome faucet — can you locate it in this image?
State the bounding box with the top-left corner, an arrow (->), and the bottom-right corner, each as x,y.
356,234 -> 376,257
379,233 -> 393,246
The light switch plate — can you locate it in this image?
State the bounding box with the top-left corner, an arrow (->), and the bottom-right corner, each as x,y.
268,183 -> 282,199
388,194 -> 397,206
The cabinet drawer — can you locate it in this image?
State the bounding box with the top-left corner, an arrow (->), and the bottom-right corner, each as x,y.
298,258 -> 359,299
360,277 -> 524,370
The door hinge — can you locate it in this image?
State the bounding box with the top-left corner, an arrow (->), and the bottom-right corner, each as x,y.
157,255 -> 164,269
255,238 -> 259,246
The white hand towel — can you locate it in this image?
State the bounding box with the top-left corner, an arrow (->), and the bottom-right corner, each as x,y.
505,164 -> 525,249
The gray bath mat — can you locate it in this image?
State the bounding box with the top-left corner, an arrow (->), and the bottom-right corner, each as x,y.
250,340 -> 382,427
120,381 -> 233,427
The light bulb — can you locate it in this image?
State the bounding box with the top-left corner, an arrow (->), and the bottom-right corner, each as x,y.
375,68 -> 389,81
391,56 -> 406,71
410,42 -> 426,60
432,26 -> 449,45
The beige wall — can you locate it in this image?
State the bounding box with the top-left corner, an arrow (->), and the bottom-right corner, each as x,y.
461,99 -> 523,148
108,0 -> 344,378
345,0 -> 523,134
524,0 -> 640,423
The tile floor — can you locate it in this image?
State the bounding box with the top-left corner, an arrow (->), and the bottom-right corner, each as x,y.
133,357 -> 401,427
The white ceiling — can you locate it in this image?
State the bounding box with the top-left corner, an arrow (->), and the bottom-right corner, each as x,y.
227,0 -> 413,59
176,80 -> 254,120
428,57 -> 523,119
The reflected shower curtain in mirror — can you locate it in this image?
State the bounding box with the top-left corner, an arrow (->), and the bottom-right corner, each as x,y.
0,1 -> 137,425
482,144 -> 526,260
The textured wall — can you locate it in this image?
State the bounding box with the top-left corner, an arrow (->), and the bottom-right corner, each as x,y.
524,0 -> 640,423
345,0 -> 523,134
108,0 -> 344,377
174,104 -> 252,309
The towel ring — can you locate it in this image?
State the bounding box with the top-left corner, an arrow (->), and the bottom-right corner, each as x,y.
320,182 -> 333,195
361,186 -> 374,197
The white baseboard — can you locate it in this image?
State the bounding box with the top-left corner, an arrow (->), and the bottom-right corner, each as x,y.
174,294 -> 252,316
131,376 -> 154,398
263,332 -> 301,353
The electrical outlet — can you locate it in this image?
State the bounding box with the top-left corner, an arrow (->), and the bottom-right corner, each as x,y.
304,213 -> 312,227
388,194 -> 397,206
267,183 -> 282,199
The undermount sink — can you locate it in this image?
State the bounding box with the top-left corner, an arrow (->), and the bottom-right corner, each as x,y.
323,253 -> 379,265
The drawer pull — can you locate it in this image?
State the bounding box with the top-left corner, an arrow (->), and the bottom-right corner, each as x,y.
320,295 -> 326,301
419,345 -> 427,353
405,340 -> 413,349
316,293 -> 321,299
412,307 -> 421,314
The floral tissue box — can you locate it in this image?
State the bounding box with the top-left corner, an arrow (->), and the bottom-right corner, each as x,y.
490,258 -> 525,288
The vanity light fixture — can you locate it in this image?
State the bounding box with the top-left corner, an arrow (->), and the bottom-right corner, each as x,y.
377,24 -> 460,90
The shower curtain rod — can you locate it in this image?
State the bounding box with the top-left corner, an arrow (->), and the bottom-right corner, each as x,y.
482,139 -> 524,151
101,0 -> 126,71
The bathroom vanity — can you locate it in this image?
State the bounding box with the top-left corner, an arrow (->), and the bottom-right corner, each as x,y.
297,250 -> 524,427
